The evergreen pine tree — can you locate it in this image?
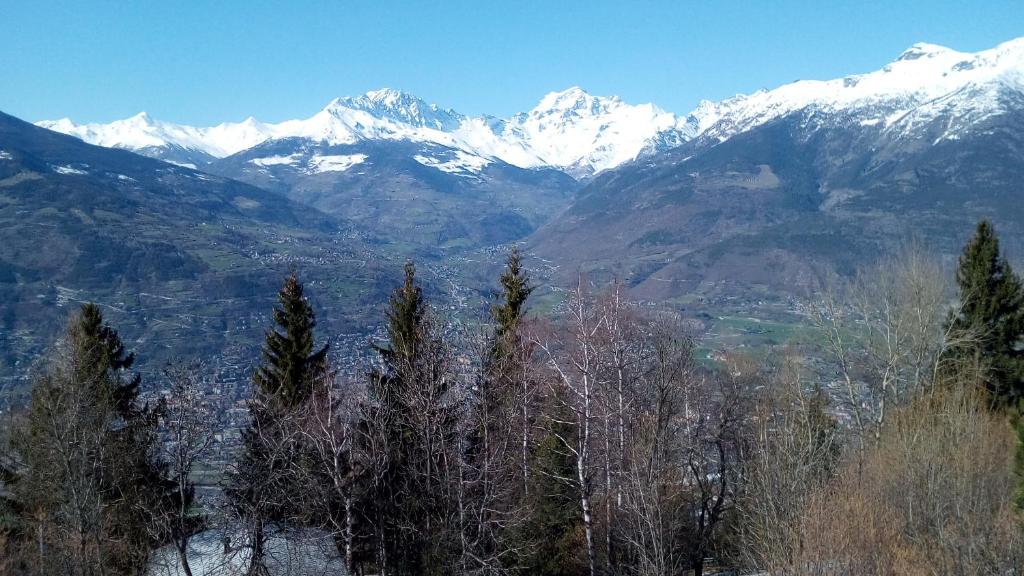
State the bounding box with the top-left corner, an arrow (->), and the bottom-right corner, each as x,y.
14,304 -> 174,575
73,303 -> 142,416
492,247 -> 533,354
375,261 -> 426,369
358,261 -> 460,575
475,249 -> 533,460
226,272 -> 329,572
253,272 -> 329,409
949,220 -> 1024,404
515,400 -> 585,576
358,263 -> 427,576
462,249 -> 535,573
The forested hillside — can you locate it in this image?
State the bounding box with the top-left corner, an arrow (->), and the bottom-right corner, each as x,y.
2,225 -> 1022,575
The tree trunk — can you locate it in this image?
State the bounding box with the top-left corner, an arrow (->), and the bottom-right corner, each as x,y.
578,386 -> 596,576
522,380 -> 530,495
345,494 -> 354,574
579,460 -> 597,576
248,520 -> 265,576
377,513 -> 388,576
176,539 -> 194,576
604,412 -> 613,571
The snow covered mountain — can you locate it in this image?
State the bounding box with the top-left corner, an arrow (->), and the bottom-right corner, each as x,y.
501,87 -> 693,176
35,37 -> 1024,180
528,37 -> 1024,303
685,37 -> 1024,144
38,88 -> 692,178
36,113 -> 270,168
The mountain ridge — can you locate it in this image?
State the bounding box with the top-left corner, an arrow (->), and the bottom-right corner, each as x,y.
37,87 -> 695,178
0,109 -> 391,381
35,37 -> 1024,180
524,36 -> 1024,304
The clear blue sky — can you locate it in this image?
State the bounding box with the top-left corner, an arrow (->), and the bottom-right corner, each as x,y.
1,0 -> 1021,125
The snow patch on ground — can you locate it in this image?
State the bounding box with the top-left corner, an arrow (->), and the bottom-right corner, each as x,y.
146,527 -> 345,576
413,150 -> 491,174
52,165 -> 88,175
307,153 -> 367,173
0,150 -> 12,161
250,154 -> 302,167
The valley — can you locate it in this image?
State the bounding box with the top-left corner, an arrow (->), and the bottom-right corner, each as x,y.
4,37 -> 1024,402
5,3 -> 1024,573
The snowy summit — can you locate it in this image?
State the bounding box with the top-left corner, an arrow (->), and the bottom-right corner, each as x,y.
36,37 -> 1024,177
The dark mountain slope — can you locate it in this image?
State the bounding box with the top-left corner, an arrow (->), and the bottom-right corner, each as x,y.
528,105 -> 1024,303
208,138 -> 579,252
0,111 -> 386,386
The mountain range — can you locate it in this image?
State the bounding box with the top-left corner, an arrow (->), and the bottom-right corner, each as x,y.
38,37 -> 1024,180
0,111 -> 396,383
528,36 -> 1024,301
5,36 -> 1024,384
38,86 -> 694,179
529,37 -> 1024,301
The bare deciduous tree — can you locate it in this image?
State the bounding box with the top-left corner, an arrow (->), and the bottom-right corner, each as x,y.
797,386 -> 1024,575
617,318 -> 694,576
812,243 -> 978,444
294,368 -> 361,573
734,351 -> 839,574
678,355 -> 749,576
533,278 -> 605,576
146,361 -> 223,576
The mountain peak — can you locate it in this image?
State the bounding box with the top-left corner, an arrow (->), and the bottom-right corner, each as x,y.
896,42 -> 955,62
43,35 -> 1024,178
549,86 -> 589,99
362,87 -> 412,104
323,89 -> 463,131
535,87 -> 614,112
38,117 -> 76,131
332,88 -> 429,110
125,111 -> 156,126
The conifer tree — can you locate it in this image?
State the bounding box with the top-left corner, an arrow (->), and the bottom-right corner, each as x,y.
14,304 -> 173,575
358,263 -> 427,575
358,261 -> 460,575
376,261 -> 426,369
73,303 -> 142,416
515,401 -> 585,576
226,272 -> 329,574
476,249 -> 533,451
492,247 -> 533,354
949,220 -> 1024,404
253,272 -> 329,409
462,249 -> 535,573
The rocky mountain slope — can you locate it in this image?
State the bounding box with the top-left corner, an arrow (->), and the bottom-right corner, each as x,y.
206,137 -> 576,250
0,111 -> 390,383
529,38 -> 1024,302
